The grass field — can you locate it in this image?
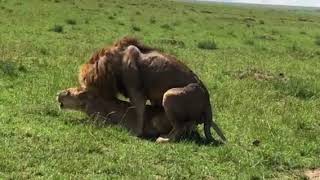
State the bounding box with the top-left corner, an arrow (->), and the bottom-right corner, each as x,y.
1,0 -> 320,179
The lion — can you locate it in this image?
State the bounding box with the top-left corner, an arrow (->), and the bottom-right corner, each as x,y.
57,87 -> 198,139
78,37 -> 227,143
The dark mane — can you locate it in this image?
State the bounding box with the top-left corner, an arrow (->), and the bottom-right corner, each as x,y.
113,36 -> 155,53
80,37 -> 156,99
87,36 -> 154,65
87,47 -> 109,64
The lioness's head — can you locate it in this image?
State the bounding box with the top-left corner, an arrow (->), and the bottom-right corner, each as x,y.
57,87 -> 94,111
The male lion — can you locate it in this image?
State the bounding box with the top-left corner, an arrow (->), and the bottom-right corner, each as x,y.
79,37 -> 226,143
57,87 -> 186,138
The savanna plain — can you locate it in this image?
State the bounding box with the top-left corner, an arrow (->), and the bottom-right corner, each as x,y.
0,0 -> 320,179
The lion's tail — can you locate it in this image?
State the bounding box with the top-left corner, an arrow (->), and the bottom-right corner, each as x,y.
203,103 -> 227,143
194,77 -> 227,143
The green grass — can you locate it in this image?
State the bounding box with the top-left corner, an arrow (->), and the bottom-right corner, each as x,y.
1,0 -> 320,179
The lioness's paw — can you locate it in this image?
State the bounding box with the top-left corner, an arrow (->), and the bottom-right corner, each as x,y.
156,137 -> 170,143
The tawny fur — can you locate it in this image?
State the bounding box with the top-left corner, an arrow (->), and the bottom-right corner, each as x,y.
57,87 -> 174,138
78,37 -> 226,142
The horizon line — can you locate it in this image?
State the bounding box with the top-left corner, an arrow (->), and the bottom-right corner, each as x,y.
194,0 -> 320,8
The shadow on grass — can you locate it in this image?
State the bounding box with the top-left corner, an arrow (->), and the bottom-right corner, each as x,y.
63,115 -> 224,147
143,131 -> 225,147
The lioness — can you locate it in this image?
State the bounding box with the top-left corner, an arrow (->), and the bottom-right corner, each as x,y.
57,87 -> 194,139
79,37 -> 226,142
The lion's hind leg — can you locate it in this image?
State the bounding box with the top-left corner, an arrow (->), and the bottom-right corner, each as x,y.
155,125 -> 185,143
155,121 -> 195,143
156,87 -> 193,143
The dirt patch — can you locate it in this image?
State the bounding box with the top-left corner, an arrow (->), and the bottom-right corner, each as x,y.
234,67 -> 288,82
305,168 -> 320,180
233,68 -> 318,100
